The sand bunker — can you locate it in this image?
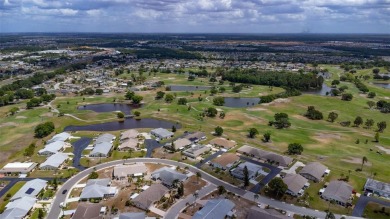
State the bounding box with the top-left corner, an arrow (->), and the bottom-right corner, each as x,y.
376,145 -> 390,155
341,157 -> 372,166
0,122 -> 17,128
15,116 -> 27,119
262,98 -> 290,106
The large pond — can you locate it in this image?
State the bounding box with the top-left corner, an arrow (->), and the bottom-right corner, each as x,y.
223,97 -> 261,108
64,118 -> 180,132
167,85 -> 211,91
77,103 -> 138,115
372,83 -> 390,89
302,83 -> 333,96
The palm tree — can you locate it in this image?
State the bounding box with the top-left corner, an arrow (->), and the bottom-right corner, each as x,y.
196,172 -> 201,184
373,172 -> 377,180
254,194 -> 259,202
86,159 -> 90,167
361,156 -> 368,171
128,148 -> 134,158
328,200 -> 336,211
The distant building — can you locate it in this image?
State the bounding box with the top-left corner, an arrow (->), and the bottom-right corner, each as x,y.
113,163 -> 147,180
151,167 -> 188,187
0,162 -> 38,175
321,181 -> 353,206
210,153 -> 240,170
72,203 -> 103,219
132,184 -> 169,210
282,174 -> 309,197
11,178 -> 47,201
183,144 -> 210,158
364,178 -> 390,198
193,199 -> 235,219
39,153 -> 68,170
299,162 -> 329,182
209,138 -> 236,149
237,145 -> 293,167
150,128 -> 174,140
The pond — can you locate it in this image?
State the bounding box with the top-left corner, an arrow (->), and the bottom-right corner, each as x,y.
167,85 -> 211,91
77,103 -> 139,115
223,97 -> 261,108
372,83 -> 390,89
64,118 -> 180,132
302,83 -> 333,96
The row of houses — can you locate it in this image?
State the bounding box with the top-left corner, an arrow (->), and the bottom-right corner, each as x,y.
237,145 -> 293,167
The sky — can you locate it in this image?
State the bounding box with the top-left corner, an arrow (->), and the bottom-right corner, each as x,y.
0,0 -> 389,33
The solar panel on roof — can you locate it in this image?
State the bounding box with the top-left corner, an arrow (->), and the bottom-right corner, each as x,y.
25,188 -> 35,194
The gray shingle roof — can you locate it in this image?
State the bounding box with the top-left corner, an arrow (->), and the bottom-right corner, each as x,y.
90,141 -> 113,156
299,162 -> 327,181
282,174 -> 308,195
132,184 -> 169,210
238,145 -> 293,167
80,178 -> 116,199
151,167 -> 187,186
322,181 -> 353,204
72,203 -> 102,219
40,153 -> 68,169
192,199 -> 235,219
95,133 -> 115,144
11,178 -> 47,201
150,128 -> 174,139
38,141 -> 66,155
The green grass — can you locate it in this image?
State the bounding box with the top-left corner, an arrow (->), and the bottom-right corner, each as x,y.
363,202 -> 390,219
0,181 -> 26,212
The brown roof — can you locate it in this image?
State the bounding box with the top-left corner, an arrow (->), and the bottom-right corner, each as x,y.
72,203 -> 102,219
173,138 -> 192,150
120,129 -> 139,141
132,184 -> 169,210
209,138 -> 236,149
118,138 -> 138,150
211,153 -> 240,168
282,174 -> 308,195
237,145 -> 293,167
299,162 -> 327,181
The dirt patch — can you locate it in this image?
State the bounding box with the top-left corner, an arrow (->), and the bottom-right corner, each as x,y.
376,145 -> 390,155
341,157 -> 372,166
246,107 -> 268,111
0,122 -> 17,128
15,116 -> 27,119
313,133 -> 341,144
183,175 -> 207,196
262,98 -> 290,106
145,163 -> 169,172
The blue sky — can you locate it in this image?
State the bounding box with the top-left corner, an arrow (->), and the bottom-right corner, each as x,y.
1,0 -> 389,33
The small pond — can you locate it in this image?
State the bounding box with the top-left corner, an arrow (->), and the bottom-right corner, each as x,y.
223,97 -> 261,108
77,103 -> 138,115
64,118 -> 180,132
168,85 -> 211,91
302,83 -> 333,96
372,83 -> 390,89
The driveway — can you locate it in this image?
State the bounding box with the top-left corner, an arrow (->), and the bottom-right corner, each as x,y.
352,195 -> 390,217
194,150 -> 224,168
71,137 -> 91,170
144,139 -> 163,157
239,156 -> 282,193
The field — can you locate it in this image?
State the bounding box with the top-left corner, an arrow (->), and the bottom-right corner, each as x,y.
0,66 -> 389,194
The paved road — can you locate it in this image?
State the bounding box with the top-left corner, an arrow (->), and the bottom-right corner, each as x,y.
165,184 -> 217,219
352,196 -> 390,217
71,137 -> 92,170
239,156 -> 282,193
46,158 -> 360,219
194,150 -> 224,168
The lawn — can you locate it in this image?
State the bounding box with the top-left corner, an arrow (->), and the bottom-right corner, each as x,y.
363,202 -> 390,219
0,181 -> 26,212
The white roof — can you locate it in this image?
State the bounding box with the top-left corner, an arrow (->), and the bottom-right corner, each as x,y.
1,196 -> 36,219
90,141 -> 113,156
11,179 -> 47,201
151,128 -> 174,138
38,141 -> 66,154
3,162 -> 35,169
47,132 -> 71,143
40,153 -> 68,169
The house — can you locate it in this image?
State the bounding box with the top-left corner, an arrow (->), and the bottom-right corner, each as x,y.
0,196 -> 37,219
120,129 -> 139,142
132,184 -> 169,210
38,141 -> 67,156
321,181 -> 353,206
209,138 -> 236,149
39,153 -> 69,170
0,162 -> 38,175
11,178 -> 47,201
151,167 -> 188,187
95,133 -> 116,144
89,141 -> 113,157
183,144 -> 210,158
184,132 -> 206,142
72,203 -> 103,219
246,206 -> 289,219
150,128 -> 174,140
118,138 -> 139,151
171,138 -> 192,150
299,162 -> 329,182
230,162 -> 264,180
47,132 -> 71,144
364,178 -> 390,198
237,145 -> 293,167
80,178 -> 117,200
113,163 -> 147,180
210,153 -> 240,170
192,199 -> 235,219
282,174 -> 309,197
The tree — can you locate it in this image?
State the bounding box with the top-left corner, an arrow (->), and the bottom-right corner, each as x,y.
375,132 -> 380,142
288,143 -> 303,155
8,107 -> 19,116
377,121 -> 387,132
263,132 -> 271,142
215,126 -> 223,136
361,156 -> 368,171
188,75 -> 195,81
341,93 -> 353,101
232,85 -> 243,93
268,178 -> 288,199
125,91 -> 135,100
209,77 -> 217,83
373,68 -> 380,74
327,112 -> 338,123
132,95 -> 143,104
156,91 -> 165,99
206,107 -> 218,117
367,92 -> 376,98
353,116 -> 363,127
117,112 -> 125,119
34,122 -> 55,138
243,166 -> 249,187
165,94 -> 174,103
133,111 -> 141,117
213,96 -> 225,106
331,80 -> 340,86
305,106 -> 323,120
218,185 -> 226,195
172,125 -> 176,132
365,119 -> 374,129
248,128 -> 259,138
272,113 -> 291,129
325,211 -> 335,219
88,171 -> 99,179
196,172 -> 201,184
38,208 -> 45,219
177,98 -> 187,105
95,89 -> 103,95
367,101 -> 376,109
177,182 -> 184,197
219,111 -> 226,119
